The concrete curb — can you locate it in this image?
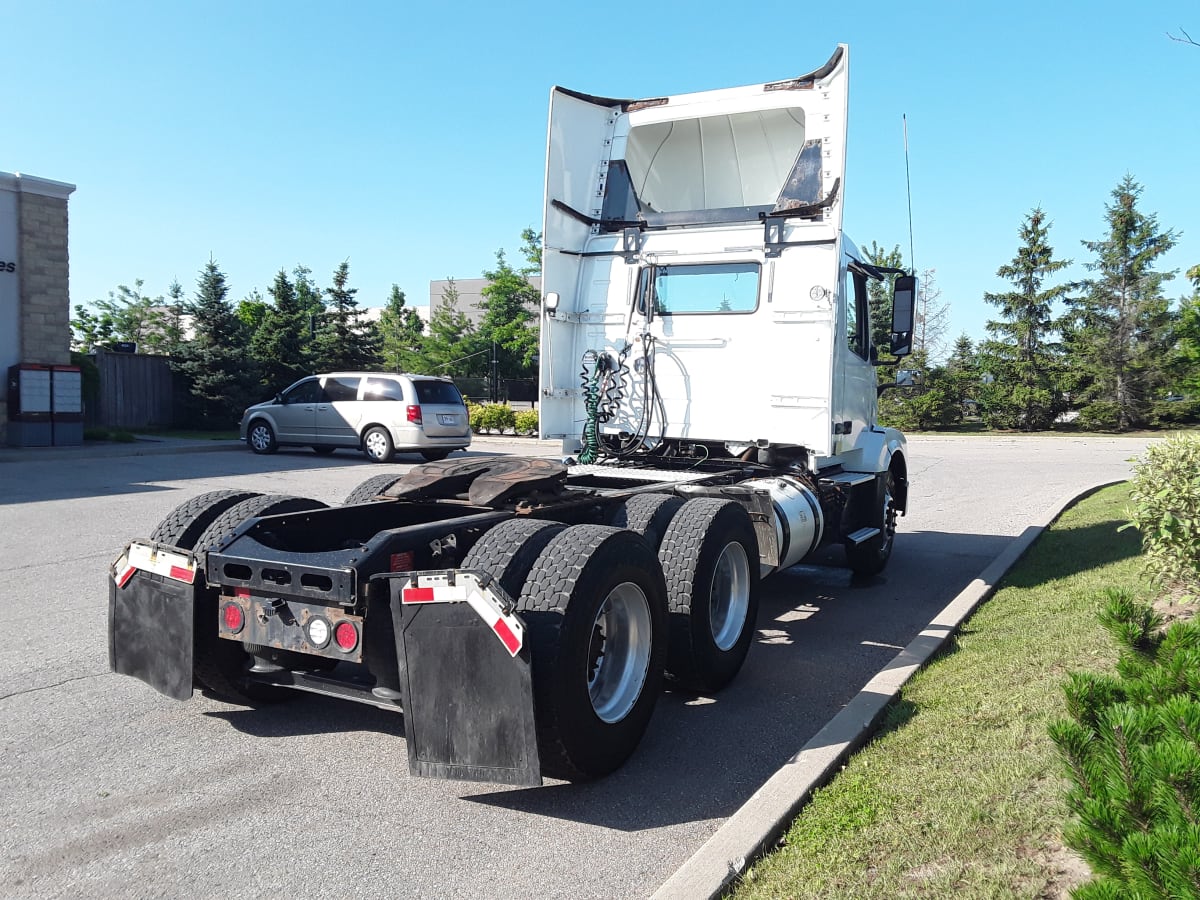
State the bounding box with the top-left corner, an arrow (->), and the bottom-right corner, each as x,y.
651,481 -> 1125,900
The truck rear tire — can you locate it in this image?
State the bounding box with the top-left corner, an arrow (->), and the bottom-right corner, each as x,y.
191,493 -> 329,704
845,470 -> 898,577
149,490 -> 261,548
518,525 -> 667,780
344,473 -> 406,505
460,518 -> 566,602
658,498 -> 760,694
609,493 -> 684,551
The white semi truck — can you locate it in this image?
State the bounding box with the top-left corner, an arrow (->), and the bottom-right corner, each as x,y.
108,45 -> 916,786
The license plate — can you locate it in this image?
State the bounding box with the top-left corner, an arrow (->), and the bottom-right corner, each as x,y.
438,414 -> 458,425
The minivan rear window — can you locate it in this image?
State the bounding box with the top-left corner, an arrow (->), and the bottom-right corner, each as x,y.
413,381 -> 464,405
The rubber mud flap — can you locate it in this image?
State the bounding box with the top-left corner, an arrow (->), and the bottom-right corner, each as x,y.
109,568 -> 197,701
380,574 -> 541,787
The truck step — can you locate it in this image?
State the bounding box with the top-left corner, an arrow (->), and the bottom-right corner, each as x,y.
845,527 -> 881,545
820,472 -> 875,487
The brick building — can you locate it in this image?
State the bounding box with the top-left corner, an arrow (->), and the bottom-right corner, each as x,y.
0,172 -> 76,444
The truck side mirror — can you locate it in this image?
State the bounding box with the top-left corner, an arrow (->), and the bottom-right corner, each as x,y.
890,274 -> 917,357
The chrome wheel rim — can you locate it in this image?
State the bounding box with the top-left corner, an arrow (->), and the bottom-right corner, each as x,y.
364,431 -> 389,459
249,424 -> 271,451
587,582 -> 652,724
709,541 -> 750,651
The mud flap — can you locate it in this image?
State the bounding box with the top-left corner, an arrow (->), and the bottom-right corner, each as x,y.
108,543 -> 200,701
381,573 -> 542,787
109,569 -> 197,700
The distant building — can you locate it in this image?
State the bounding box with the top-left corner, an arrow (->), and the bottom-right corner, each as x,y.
428,277 -> 541,327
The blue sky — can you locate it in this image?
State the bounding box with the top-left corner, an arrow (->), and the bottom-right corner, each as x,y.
5,1 -> 1198,351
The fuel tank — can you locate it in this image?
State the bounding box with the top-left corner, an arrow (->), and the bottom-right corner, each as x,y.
740,475 -> 825,573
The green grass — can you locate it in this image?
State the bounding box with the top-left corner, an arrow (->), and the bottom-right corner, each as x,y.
732,484 -> 1147,899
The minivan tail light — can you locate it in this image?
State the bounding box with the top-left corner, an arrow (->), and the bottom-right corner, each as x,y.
406,405 -> 422,424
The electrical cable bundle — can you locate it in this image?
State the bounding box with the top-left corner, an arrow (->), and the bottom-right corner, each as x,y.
600,332 -> 667,461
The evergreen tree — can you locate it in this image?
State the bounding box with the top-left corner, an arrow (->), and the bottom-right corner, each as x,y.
863,242 -> 905,355
311,261 -> 378,372
980,208 -> 1071,430
250,269 -> 311,390
478,250 -> 539,373
154,279 -> 187,357
946,333 -> 980,417
377,285 -> 425,373
411,278 -> 479,378
172,259 -> 258,427
1064,176 -> 1178,430
1176,265 -> 1200,399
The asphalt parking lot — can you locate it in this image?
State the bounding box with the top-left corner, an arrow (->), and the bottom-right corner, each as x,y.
0,434 -> 1150,898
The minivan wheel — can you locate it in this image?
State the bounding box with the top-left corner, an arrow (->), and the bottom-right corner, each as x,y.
420,449 -> 452,462
247,420 -> 277,454
362,426 -> 394,463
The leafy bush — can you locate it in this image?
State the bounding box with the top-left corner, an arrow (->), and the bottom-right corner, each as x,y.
472,403 -> 516,433
468,402 -> 485,433
1125,434 -> 1200,599
514,409 -> 539,435
1050,589 -> 1200,899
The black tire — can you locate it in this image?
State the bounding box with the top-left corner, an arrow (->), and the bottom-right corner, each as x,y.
362,426 -> 394,463
609,492 -> 684,551
343,473 -> 406,505
420,449 -> 452,462
460,518 -> 567,603
658,498 -> 760,694
312,445 -> 337,456
150,490 -> 262,549
518,525 -> 667,780
845,470 -> 898,577
192,493 -> 329,704
246,419 -> 277,454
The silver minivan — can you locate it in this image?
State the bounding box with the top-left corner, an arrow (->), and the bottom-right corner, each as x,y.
239,372 -> 472,463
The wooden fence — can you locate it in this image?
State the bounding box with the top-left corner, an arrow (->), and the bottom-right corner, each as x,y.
86,350 -> 175,429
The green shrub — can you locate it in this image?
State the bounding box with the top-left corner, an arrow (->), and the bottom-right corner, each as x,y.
514,409 -> 539,435
473,404 -> 516,433
468,403 -> 485,433
1125,434 -> 1200,599
1150,398 -> 1200,426
1050,589 -> 1200,898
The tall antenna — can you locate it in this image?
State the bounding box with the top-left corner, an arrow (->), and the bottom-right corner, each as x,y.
903,114 -> 916,273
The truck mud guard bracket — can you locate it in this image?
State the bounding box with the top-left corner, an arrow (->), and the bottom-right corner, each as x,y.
380,570 -> 542,787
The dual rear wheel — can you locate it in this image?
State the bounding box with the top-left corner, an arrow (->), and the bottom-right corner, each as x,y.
462,496 -> 760,780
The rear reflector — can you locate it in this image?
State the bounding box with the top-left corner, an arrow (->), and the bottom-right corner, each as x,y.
111,542 -> 197,587
402,587 -> 436,603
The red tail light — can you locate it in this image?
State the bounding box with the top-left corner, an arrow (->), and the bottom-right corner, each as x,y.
406,404 -> 422,424
334,621 -> 359,652
221,602 -> 245,634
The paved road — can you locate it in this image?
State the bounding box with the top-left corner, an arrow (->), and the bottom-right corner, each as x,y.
0,435 -> 1149,899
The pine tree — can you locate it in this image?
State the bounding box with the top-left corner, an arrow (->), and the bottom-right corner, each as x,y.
311,261 -> 378,372
377,285 -> 425,373
980,208 -> 1071,430
249,269 -> 311,390
1065,176 -> 1178,430
478,243 -> 540,379
172,259 -> 258,427
411,278 -> 479,378
1176,266 -> 1200,399
946,333 -> 980,418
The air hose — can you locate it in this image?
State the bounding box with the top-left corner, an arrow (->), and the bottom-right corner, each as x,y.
579,351 -> 602,464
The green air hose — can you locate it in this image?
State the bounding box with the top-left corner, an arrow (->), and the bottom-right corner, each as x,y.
579,351 -> 602,464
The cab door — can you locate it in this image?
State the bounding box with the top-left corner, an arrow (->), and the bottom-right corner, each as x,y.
833,261 -> 877,456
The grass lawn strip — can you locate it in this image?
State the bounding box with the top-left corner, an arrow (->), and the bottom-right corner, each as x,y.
732,484 -> 1142,899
